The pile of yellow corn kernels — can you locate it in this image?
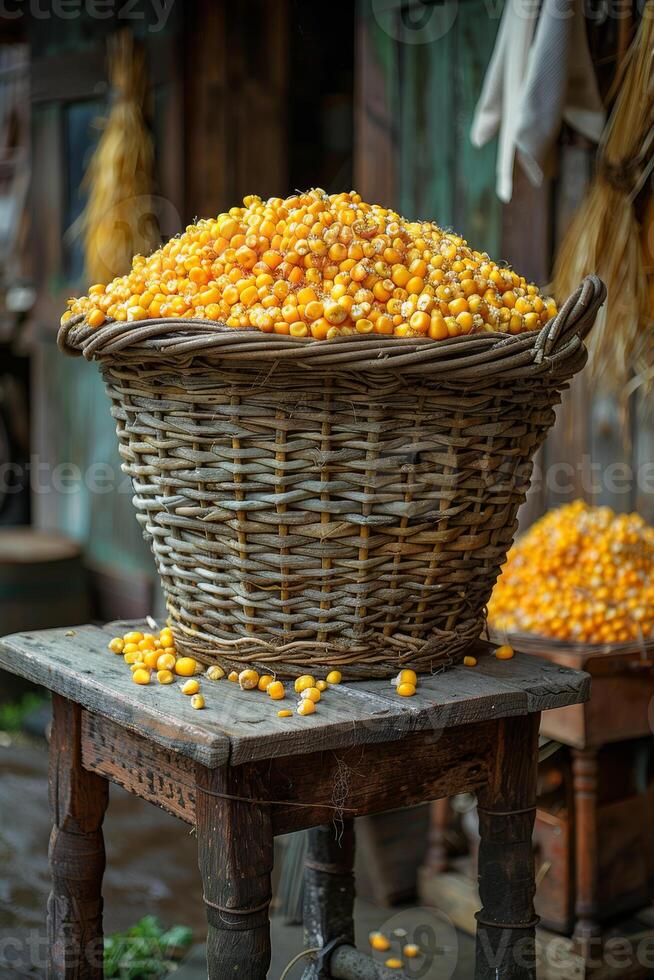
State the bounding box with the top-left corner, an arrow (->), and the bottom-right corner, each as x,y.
110,627 -> 518,711
108,626 -> 446,716
63,189 -> 557,340
488,501 -> 654,644
108,626 -> 351,716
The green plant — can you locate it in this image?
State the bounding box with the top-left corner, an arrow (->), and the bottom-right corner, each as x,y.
0,691 -> 49,732
104,916 -> 193,979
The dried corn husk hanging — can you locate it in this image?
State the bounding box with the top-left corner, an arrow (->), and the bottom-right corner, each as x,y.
75,29 -> 159,283
551,9 -> 654,395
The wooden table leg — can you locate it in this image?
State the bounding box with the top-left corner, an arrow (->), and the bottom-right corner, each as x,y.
47,696 -> 109,979
423,798 -> 453,875
475,714 -> 540,980
302,819 -> 355,978
571,747 -> 601,959
196,763 -> 274,980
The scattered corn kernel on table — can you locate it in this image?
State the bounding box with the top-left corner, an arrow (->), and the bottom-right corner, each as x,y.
0,622 -> 591,980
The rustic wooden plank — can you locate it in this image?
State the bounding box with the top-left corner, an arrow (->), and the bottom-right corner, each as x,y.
89,622 -> 589,764
80,711 -> 196,826
0,625 -> 230,768
217,646 -> 589,765
469,653 -> 592,714
31,35 -> 177,104
268,721 -> 493,834
0,622 -> 589,767
354,0 -> 398,206
453,0 -> 502,257
81,710 -> 493,836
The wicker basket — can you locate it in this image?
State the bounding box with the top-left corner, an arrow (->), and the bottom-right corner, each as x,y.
58,275 -> 605,678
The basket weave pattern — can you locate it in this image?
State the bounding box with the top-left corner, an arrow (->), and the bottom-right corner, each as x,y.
59,276 -> 605,678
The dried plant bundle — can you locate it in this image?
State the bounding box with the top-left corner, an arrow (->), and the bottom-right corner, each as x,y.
552,9 -> 654,394
76,29 -> 158,283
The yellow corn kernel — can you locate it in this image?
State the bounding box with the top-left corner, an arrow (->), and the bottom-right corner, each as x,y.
258,674 -> 274,692
297,699 -> 316,716
409,310 -> 430,333
132,668 -> 151,685
324,302 -> 347,325
143,650 -> 160,669
294,674 -> 316,693
123,631 -> 143,644
369,933 -> 391,952
277,709 -> 293,718
316,679 -> 328,692
130,661 -> 147,672
191,693 -> 205,709
403,944 -> 420,958
181,678 -> 200,695
397,682 -> 416,697
206,665 -> 226,681
385,959 -> 403,970
239,669 -> 260,690
301,687 -> 321,703
124,651 -> 140,665
463,655 -> 477,667
157,669 -> 175,684
267,680 -> 285,700
108,637 -> 124,654
495,645 -> 515,660
175,657 -> 197,677
228,670 -> 239,682
325,670 -> 342,685
156,652 -> 176,672
396,668 -> 417,686
87,308 -> 105,328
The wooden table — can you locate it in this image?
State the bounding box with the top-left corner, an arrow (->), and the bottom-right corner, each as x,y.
420,638 -> 654,978
0,622 -> 590,980
521,640 -> 654,960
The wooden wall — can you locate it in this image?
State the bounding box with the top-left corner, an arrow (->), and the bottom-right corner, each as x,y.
28,0 -> 291,616
355,0 -> 502,256
30,6 -> 185,616
354,0 -> 654,529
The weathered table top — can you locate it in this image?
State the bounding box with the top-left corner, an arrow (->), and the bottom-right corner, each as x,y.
0,621 -> 590,768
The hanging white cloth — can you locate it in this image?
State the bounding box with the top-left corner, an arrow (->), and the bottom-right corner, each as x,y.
471,0 -> 605,202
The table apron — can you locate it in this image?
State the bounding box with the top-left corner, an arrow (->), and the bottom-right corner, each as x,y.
80,709 -> 494,834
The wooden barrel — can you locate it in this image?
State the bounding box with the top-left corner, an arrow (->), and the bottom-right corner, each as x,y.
0,527 -> 91,635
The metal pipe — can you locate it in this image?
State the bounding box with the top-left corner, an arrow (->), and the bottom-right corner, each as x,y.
330,944 -> 401,980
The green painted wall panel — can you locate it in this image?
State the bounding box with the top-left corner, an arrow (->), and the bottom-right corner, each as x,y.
365,0 -> 502,257
37,337 -> 153,576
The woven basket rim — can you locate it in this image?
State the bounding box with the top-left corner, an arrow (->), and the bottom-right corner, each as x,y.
489,626 -> 654,657
58,275 -> 606,381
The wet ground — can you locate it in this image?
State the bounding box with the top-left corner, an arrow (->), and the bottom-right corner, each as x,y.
0,739 -> 474,979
